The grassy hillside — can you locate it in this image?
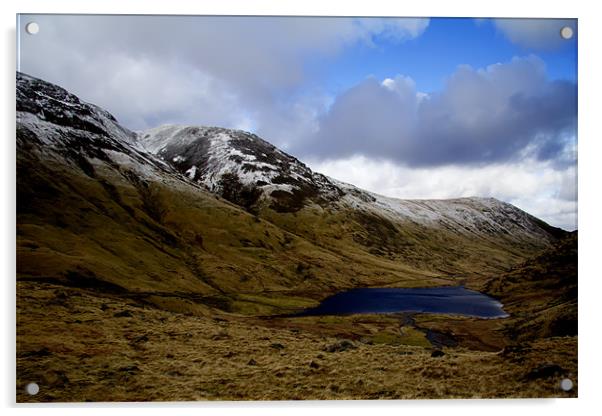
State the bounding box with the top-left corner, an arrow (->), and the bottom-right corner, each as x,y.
17,136 -> 453,316
259,204 -> 546,287
485,232 -> 577,341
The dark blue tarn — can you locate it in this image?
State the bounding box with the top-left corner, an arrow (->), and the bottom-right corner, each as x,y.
294,286 -> 508,318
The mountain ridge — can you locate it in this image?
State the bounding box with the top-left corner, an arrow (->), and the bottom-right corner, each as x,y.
139,123 -> 565,243
17,71 -> 566,311
17,70 -> 565,239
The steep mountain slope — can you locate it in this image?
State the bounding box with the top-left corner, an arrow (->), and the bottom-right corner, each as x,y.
139,124 -> 342,213
141,124 -> 565,282
485,231 -> 577,341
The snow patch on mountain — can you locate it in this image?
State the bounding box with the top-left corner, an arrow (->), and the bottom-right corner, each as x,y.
186,165 -> 197,180
17,72 -> 175,182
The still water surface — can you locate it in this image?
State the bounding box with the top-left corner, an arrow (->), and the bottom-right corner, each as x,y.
295,286 -> 508,318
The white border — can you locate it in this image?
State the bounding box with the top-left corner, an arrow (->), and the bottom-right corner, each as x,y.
2,0 -> 600,415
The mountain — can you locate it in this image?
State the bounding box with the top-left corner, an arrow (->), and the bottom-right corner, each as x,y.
16,72 -> 577,402
139,125 -> 342,213
140,123 -> 565,283
140,124 -> 562,246
17,72 -> 566,314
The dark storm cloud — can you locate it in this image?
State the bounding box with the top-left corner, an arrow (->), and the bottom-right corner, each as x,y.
297,56 -> 577,167
303,76 -> 418,157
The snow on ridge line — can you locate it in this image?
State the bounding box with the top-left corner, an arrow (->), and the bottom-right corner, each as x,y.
139,124 -> 299,194
138,124 -> 262,155
18,73 -> 550,238
17,73 -> 183,183
328,176 -> 502,209
137,123 -> 547,237
326,176 -> 541,234
140,124 -> 508,211
17,72 -> 135,146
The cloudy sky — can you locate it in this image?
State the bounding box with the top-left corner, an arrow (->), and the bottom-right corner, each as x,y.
18,15 -> 577,230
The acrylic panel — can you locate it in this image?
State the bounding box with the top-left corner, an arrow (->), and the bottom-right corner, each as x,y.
16,14 -> 578,402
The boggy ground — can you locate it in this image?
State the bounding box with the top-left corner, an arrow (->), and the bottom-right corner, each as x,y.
16,280 -> 577,402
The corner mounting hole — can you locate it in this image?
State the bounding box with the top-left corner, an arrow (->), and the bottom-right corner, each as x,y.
560,26 -> 573,40
25,22 -> 39,35
25,382 -> 39,395
560,378 -> 573,391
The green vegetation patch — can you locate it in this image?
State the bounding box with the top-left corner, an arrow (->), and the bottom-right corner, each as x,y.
372,328 -> 431,347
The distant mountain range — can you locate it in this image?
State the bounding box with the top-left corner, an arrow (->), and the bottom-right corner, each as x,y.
16,72 -> 567,313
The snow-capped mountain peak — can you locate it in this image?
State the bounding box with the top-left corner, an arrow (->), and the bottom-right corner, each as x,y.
17,72 -> 136,146
139,124 -> 342,211
16,72 -> 173,180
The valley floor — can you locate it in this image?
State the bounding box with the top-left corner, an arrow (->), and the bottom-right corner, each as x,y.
16,281 -> 577,402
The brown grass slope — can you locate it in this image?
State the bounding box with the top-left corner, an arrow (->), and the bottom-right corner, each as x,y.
17,141 -> 425,314
19,139 -> 480,312
485,231 -> 577,342
258,204 -> 559,289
